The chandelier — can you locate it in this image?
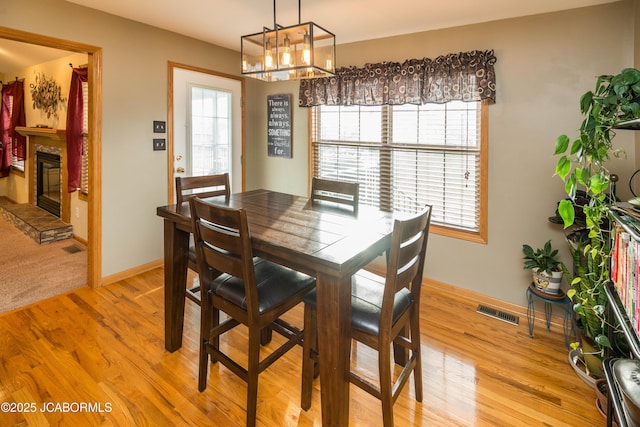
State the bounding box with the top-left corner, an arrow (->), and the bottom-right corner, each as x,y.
241,0 -> 336,82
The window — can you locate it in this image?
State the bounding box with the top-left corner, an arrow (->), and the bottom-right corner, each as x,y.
5,95 -> 24,172
189,86 -> 231,176
311,100 -> 487,243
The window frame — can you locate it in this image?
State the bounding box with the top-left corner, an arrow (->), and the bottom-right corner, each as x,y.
308,99 -> 488,244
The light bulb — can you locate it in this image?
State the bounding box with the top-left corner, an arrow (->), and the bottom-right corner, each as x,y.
265,39 -> 273,69
303,32 -> 311,65
282,35 -> 291,66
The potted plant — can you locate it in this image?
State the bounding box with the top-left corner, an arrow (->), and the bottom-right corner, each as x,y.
522,240 -> 564,295
554,68 -> 640,374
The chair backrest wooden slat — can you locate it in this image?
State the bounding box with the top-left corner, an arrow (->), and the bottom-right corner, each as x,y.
176,173 -> 230,205
197,223 -> 244,278
310,177 -> 359,214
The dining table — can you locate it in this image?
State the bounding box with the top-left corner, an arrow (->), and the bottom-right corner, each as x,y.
156,189 -> 396,427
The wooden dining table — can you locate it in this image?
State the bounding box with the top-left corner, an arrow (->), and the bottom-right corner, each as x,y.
156,189 -> 396,427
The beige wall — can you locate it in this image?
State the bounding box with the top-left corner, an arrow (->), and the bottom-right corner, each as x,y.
2,0 -> 637,309
244,78 -> 310,195
246,0 -> 638,307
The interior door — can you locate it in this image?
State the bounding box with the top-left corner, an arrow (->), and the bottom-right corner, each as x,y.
172,68 -> 243,195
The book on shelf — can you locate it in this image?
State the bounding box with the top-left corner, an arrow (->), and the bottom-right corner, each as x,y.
610,205 -> 640,235
612,220 -> 640,334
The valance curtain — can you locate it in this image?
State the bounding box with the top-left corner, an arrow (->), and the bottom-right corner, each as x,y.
299,49 -> 496,107
0,81 -> 26,177
66,67 -> 87,192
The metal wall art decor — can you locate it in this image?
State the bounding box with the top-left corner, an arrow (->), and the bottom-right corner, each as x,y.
30,72 -> 67,119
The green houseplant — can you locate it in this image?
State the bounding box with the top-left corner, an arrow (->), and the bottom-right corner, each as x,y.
522,240 -> 564,295
554,68 -> 640,370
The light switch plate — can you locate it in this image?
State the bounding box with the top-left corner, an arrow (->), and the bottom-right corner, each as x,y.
153,120 -> 166,133
153,138 -> 166,151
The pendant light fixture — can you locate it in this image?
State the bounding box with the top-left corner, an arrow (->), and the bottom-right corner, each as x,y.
241,0 -> 336,82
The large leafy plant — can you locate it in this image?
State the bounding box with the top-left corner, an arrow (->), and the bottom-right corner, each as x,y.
554,68 -> 640,356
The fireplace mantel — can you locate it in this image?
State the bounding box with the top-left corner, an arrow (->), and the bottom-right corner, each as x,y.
15,126 -> 66,141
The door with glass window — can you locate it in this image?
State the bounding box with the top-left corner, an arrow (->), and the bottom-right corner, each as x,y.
172,67 -> 243,195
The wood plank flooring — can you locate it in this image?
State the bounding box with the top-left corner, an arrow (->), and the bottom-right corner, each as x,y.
0,267 -> 604,426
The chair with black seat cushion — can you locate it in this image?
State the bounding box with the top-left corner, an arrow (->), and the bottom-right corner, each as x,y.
176,173 -> 230,304
190,197 -> 316,427
301,204 -> 432,427
310,177 -> 359,215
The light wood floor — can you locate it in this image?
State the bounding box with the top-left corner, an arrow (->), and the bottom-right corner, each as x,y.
0,267 -> 604,426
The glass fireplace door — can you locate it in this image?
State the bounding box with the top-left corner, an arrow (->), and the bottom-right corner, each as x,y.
36,151 -> 61,217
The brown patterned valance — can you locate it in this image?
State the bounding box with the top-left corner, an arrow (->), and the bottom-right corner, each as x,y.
299,49 -> 496,107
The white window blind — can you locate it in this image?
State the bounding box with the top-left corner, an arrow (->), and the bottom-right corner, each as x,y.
312,101 -> 484,234
7,95 -> 24,171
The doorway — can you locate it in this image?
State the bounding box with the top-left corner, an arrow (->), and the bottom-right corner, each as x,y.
167,62 -> 244,202
0,26 -> 102,288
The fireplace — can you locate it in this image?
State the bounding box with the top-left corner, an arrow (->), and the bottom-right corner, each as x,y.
36,151 -> 62,217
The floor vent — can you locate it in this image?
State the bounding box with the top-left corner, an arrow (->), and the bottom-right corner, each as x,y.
62,244 -> 83,254
476,304 -> 519,326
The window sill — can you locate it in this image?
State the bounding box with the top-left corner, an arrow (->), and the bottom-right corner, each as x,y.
431,223 -> 487,244
10,166 -> 25,178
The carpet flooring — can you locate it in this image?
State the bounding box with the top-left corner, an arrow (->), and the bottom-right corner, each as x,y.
0,216 -> 87,314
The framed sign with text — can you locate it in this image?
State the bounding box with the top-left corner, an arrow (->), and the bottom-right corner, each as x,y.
267,94 -> 292,158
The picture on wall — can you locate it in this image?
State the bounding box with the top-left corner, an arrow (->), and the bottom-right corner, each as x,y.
267,94 -> 292,158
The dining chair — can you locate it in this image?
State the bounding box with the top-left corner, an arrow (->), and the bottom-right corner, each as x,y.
310,177 -> 360,215
189,197 -> 316,427
300,204 -> 432,427
175,173 -> 230,304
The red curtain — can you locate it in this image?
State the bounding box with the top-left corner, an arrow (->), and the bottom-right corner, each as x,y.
0,81 -> 26,178
66,68 -> 88,192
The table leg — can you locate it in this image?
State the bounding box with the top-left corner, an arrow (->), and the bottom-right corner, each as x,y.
164,219 -> 190,352
316,272 -> 351,427
260,327 -> 272,345
393,325 -> 409,366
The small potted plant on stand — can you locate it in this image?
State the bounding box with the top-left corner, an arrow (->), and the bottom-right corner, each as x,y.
522,240 -> 564,295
